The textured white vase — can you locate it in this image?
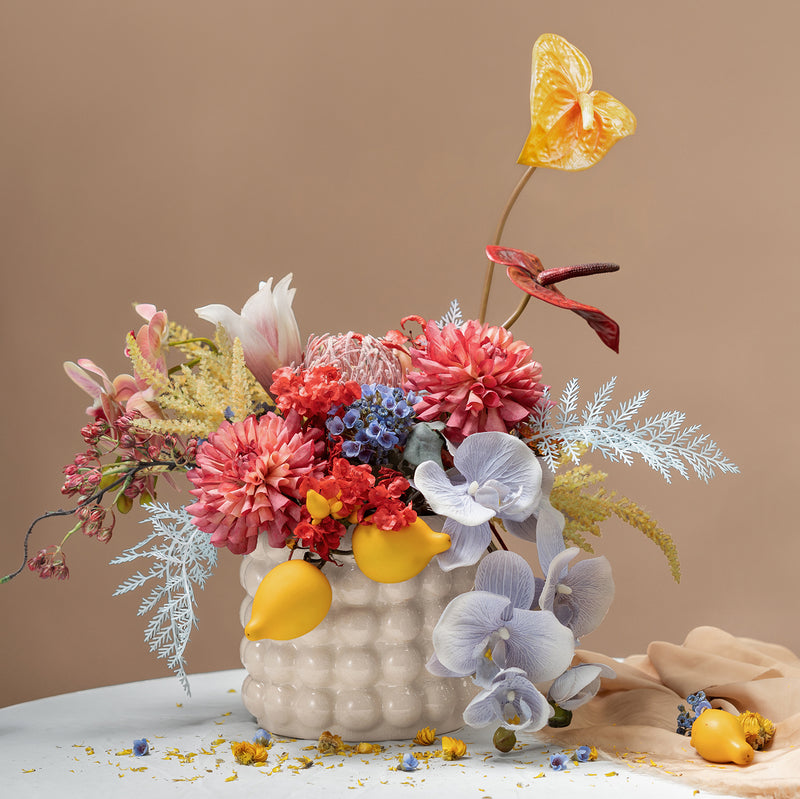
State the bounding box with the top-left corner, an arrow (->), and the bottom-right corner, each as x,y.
239,522 -> 478,741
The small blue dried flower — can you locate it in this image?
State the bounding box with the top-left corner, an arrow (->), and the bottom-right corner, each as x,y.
574,745 -> 597,762
397,752 -> 420,772
133,738 -> 150,757
549,752 -> 569,771
252,727 -> 271,746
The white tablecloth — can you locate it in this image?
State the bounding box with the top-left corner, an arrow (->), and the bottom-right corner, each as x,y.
1,670 -> 744,798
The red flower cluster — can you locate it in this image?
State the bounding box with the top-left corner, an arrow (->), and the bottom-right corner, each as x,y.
270,365 -> 360,420
294,458 -> 416,561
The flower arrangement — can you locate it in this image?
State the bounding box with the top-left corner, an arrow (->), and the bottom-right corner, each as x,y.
5,34 -> 737,744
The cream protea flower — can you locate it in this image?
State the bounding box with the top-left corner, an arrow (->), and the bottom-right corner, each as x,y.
304,332 -> 405,386
186,411 -> 324,554
404,320 -> 545,443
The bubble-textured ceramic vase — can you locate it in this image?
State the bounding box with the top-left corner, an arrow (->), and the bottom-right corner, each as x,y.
239,524 -> 478,741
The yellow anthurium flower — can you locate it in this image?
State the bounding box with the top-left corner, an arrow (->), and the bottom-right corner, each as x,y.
518,33 -> 636,171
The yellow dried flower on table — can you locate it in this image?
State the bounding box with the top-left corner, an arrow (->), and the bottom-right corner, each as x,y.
442,736 -> 467,760
354,742 -> 384,754
317,730 -> 346,754
413,727 -> 437,746
231,741 -> 268,765
738,711 -> 776,750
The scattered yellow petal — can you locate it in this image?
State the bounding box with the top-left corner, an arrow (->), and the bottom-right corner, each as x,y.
224,772 -> 238,782
22,769 -> 35,774
605,771 -> 619,776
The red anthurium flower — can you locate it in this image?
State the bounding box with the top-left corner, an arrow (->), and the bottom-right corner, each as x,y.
485,245 -> 621,352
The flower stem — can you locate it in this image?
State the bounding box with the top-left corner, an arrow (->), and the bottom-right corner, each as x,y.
489,520 -> 509,551
0,459 -> 184,585
478,166 -> 536,324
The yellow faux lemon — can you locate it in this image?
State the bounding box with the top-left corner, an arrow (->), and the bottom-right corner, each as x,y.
352,517 -> 450,583
245,559 -> 332,641
691,709 -> 754,766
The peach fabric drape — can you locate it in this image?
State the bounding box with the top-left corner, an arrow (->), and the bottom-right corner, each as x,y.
542,627 -> 800,798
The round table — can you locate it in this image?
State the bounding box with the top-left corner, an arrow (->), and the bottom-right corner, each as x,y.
1,669 -> 745,798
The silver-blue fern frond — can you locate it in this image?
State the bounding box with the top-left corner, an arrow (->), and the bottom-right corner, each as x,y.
110,502 -> 217,696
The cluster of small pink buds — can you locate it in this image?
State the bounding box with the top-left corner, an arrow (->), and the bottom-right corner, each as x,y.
27,545 -> 69,580
77,504 -> 115,542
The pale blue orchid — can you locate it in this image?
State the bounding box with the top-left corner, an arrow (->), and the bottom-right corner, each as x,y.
463,666 -> 553,732
535,547 -> 615,641
427,550 -> 574,685
547,662 -> 616,711
414,431 -> 566,570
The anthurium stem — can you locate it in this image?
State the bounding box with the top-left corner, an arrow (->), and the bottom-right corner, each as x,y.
478,166 -> 536,324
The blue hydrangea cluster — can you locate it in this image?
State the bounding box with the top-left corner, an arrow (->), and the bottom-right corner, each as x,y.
326,384 -> 418,465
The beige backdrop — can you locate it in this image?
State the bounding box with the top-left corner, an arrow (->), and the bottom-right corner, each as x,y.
2,1 -> 797,709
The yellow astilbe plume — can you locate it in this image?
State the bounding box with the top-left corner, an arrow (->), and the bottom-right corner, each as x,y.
125,332 -> 170,396
135,328 -> 270,439
551,464 -> 681,582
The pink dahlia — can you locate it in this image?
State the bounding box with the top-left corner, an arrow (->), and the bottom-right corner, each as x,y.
404,320 -> 545,444
186,411 -> 324,554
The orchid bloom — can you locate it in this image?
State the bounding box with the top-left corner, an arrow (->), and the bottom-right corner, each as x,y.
463,666 -> 553,732
413,431 -> 566,570
548,662 -> 616,711
428,550 -> 574,686
195,274 -> 303,390
535,547 -> 615,641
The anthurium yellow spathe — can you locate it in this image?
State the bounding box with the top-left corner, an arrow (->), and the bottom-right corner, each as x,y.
352,517 -> 451,583
518,33 -> 636,171
245,559 -> 332,640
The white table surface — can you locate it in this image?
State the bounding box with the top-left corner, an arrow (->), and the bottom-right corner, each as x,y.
1,669 -> 745,798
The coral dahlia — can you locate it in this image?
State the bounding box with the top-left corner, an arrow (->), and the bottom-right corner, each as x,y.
404,320 -> 545,443
186,411 -> 324,554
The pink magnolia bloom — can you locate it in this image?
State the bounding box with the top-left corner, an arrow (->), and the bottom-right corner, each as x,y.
404,320 -> 545,443
195,275 -> 303,390
186,411 -> 325,554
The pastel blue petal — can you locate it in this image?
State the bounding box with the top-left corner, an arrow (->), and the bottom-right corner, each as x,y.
548,662 -> 616,710
503,608 -> 575,682
431,591 -> 511,675
475,550 -> 536,610
414,460 -> 494,525
504,503 -> 566,569
558,556 -> 615,640
435,519 -> 491,571
425,652 -> 466,678
452,433 -> 542,518
539,550 -> 614,640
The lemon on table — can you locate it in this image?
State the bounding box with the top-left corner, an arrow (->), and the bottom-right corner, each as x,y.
245,559 -> 333,641
352,517 -> 451,583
